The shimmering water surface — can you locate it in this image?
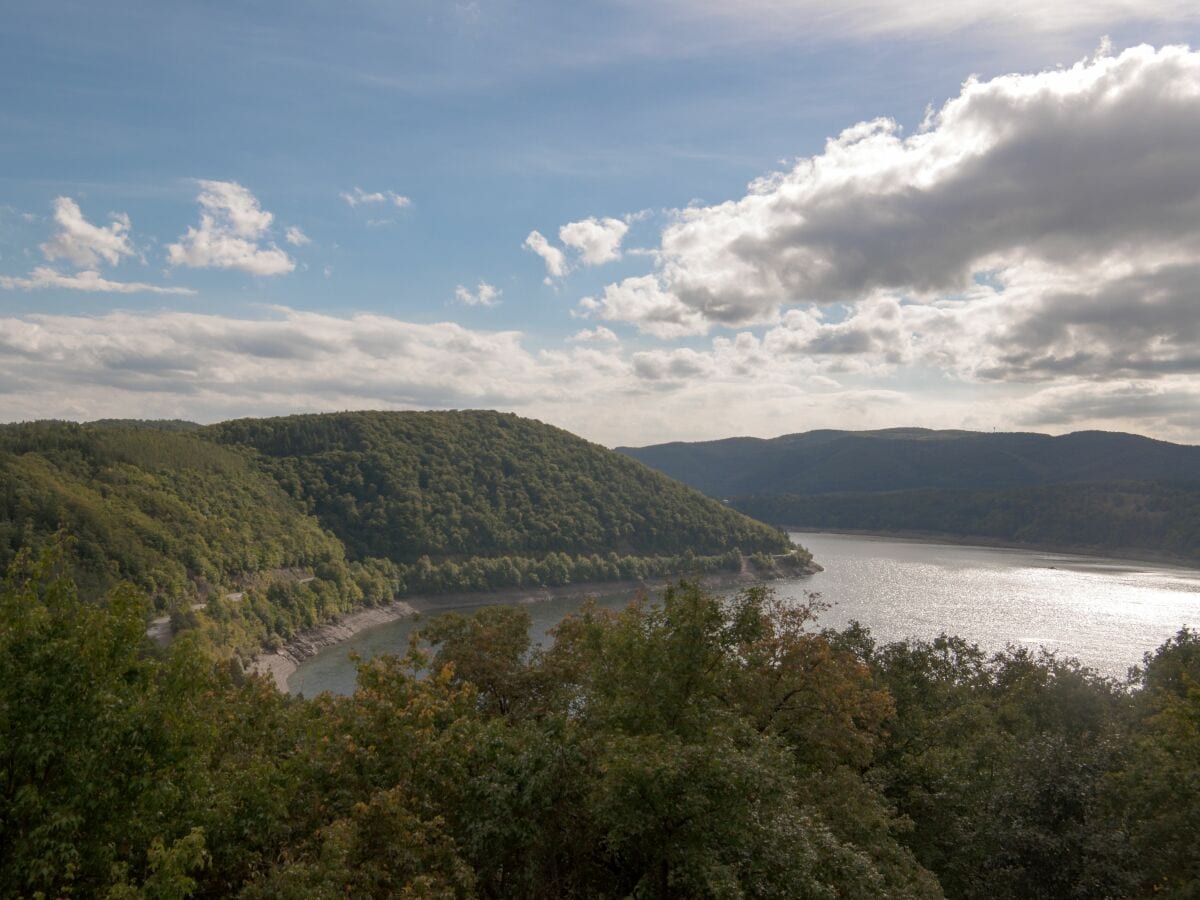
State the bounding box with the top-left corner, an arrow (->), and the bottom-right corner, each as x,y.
289,532 -> 1200,695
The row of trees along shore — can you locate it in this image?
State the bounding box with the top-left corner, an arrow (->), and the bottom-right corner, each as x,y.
3,543 -> 1198,898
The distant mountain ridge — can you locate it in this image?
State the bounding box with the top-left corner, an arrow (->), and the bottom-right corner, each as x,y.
619,428 -> 1200,563
618,428 -> 1200,497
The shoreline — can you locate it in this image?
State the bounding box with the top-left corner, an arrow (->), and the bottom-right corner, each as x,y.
787,528 -> 1200,570
251,565 -> 817,693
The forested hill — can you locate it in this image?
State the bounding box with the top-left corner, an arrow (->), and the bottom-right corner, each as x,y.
0,421 -> 353,601
204,410 -> 789,560
0,412 -> 801,653
619,428 -> 1200,562
619,428 -> 1200,497
734,482 -> 1200,564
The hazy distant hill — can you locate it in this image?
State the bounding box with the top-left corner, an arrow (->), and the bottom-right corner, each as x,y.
619,428 -> 1200,497
734,482 -> 1200,564
620,428 -> 1200,562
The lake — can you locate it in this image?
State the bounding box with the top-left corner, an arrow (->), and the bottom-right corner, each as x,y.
288,532 -> 1200,695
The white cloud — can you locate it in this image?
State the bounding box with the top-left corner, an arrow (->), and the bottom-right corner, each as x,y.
340,187 -> 412,208
568,326 -> 620,344
0,266 -> 195,295
633,45 -> 1200,328
39,197 -> 135,268
167,180 -> 294,276
0,307 -> 627,429
285,226 -> 311,246
523,229 -> 567,277
2,306 -> 1200,444
586,44 -> 1200,392
559,216 -> 629,266
578,275 -> 708,339
454,281 -> 502,306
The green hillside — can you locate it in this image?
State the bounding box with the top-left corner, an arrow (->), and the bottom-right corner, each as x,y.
0,413 -> 806,654
0,422 -> 355,599
205,410 -> 791,561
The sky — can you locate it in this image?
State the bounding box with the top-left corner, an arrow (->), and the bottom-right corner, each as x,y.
2,2 -> 1200,446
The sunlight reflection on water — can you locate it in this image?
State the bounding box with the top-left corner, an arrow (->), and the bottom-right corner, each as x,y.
290,532 -> 1200,695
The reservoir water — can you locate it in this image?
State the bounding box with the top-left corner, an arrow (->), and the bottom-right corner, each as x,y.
289,532 -> 1200,695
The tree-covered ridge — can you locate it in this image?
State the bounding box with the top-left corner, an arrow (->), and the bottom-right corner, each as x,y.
4,554 -> 1199,898
620,428 -> 1200,497
206,410 -> 792,561
732,481 -> 1200,564
0,415 -> 806,654
0,422 -> 352,601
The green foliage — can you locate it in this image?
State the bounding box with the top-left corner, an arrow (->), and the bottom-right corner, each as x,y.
0,415 -> 806,656
0,421 -> 351,603
4,550 -> 1200,897
206,410 -> 791,561
1107,629 -> 1200,898
862,634 -> 1134,899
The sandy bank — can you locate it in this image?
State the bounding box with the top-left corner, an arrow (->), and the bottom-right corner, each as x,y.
251,563 -> 818,693
250,600 -> 418,691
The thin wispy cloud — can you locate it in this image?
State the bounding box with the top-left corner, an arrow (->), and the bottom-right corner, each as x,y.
639,0 -> 1200,40
1,267 -> 195,295
340,187 -> 412,208
454,281 -> 501,306
284,226 -> 311,246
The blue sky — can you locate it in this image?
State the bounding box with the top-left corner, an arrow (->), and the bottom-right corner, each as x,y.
3,2 -> 1200,444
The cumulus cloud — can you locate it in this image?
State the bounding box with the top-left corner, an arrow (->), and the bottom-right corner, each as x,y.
454,281 -> 502,306
523,229 -> 566,278
622,45 -> 1200,327
39,197 -> 135,268
559,216 -> 629,266
3,201 -> 192,295
284,226 -> 311,246
580,44 -> 1200,398
0,267 -> 195,295
526,217 -> 631,280
578,275 -> 708,339
167,180 -> 294,276
340,187 -> 412,208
